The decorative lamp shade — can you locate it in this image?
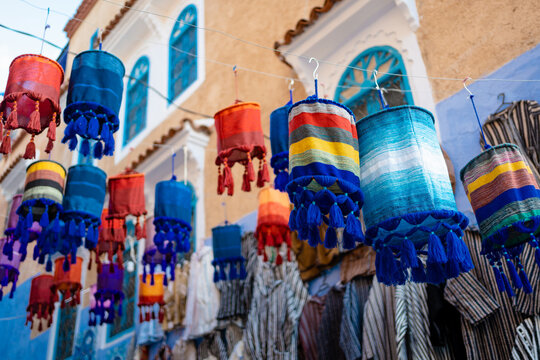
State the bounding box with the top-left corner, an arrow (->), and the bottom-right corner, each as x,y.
94,209 -> 126,272
270,103 -> 291,191
62,165 -> 106,251
356,106 -> 472,285
211,224 -> 247,282
143,216 -> 175,286
0,238 -> 22,300
287,97 -> 364,250
26,274 -> 58,330
89,264 -> 124,326
214,102 -> 269,195
461,143 -> 540,296
3,194 -> 41,259
62,51 -> 125,158
0,54 -> 64,158
138,273 -> 165,323
256,187 -> 291,264
153,180 -> 193,258
107,170 -> 146,239
51,255 -> 83,307
15,160 -> 66,261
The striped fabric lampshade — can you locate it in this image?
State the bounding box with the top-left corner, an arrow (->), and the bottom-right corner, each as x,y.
138,273 -> 165,323
461,143 -> 540,296
211,223 -> 247,282
51,255 -> 83,308
89,264 -> 124,326
357,106 -> 472,285
94,209 -> 126,272
144,217 -> 175,286
214,102 -> 269,195
0,54 -> 64,158
26,274 -> 58,331
3,194 -> 41,261
287,96 -> 364,250
62,50 -> 125,158
270,103 -> 292,191
15,160 -> 66,262
256,187 -> 291,263
153,179 -> 193,259
0,238 -> 22,300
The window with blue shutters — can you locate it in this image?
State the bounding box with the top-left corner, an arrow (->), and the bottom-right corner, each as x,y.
334,46 -> 414,119
124,56 -> 149,146
168,5 -> 197,102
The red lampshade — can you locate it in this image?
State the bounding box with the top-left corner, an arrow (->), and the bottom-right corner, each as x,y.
52,255 -> 83,308
93,209 -> 126,272
26,274 -> 58,331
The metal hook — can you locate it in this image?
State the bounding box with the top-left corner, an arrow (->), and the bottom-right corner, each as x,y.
309,57 -> 319,80
288,79 -> 295,91
372,70 -> 380,90
462,77 -> 473,96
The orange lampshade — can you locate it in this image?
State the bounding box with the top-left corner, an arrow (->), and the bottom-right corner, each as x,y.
52,255 -> 82,307
138,273 -> 165,323
256,187 -> 291,263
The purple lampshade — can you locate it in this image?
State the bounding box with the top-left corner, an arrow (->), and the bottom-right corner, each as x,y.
6,194 -> 23,230
0,238 -> 22,300
98,263 -> 123,293
89,264 -> 124,326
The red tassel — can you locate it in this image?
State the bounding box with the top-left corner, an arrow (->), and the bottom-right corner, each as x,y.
275,253 -> 283,265
38,320 -> 43,332
0,131 -> 11,154
261,158 -> 270,183
145,310 -> 150,321
158,308 -> 164,323
23,136 -> 36,159
28,101 -> 41,132
246,153 -> 255,181
223,162 -> 232,187
139,310 -> 143,323
142,217 -> 147,239
117,247 -> 124,269
47,112 -> 57,141
151,310 -> 156,319
265,231 -> 274,247
275,229 -> 284,246
242,171 -> 251,192
135,219 -> 142,239
0,113 -> 3,135
7,101 -> 18,128
45,138 -> 54,153
217,166 -> 224,195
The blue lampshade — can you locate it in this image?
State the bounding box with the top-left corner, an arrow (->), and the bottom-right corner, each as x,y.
356,106 -> 472,285
270,103 -> 291,191
211,223 -> 246,282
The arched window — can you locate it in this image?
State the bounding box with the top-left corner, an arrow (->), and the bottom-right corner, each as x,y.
334,46 -> 413,119
169,5 -> 197,102
124,56 -> 149,146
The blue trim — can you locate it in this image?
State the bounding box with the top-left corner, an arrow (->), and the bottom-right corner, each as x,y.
168,4 -> 198,103
124,56 -> 149,146
475,186 -> 540,223
64,101 -> 120,132
334,46 -> 414,116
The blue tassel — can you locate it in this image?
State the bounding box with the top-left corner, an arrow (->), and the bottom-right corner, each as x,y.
380,246 -> 399,285
93,141 -> 104,159
500,271 -> 515,297
63,256 -> 70,272
184,238 -> 191,253
296,206 -> 307,232
344,214 -> 362,244
505,256 -> 522,289
307,226 -> 320,247
400,237 -> 418,268
375,249 -> 385,284
288,209 -> 297,231
445,258 -> 461,279
75,115 -> 88,134
101,122 -> 110,142
78,221 -> 86,237
68,220 -> 77,236
80,139 -> 90,156
33,243 -> 40,260
219,261 -> 227,281
163,274 -> 168,287
519,269 -> 532,294
394,261 -> 407,285
342,231 -> 356,250
307,202 -> 322,227
446,231 -> 463,262
25,210 -> 33,229
64,120 -> 75,138
213,264 -> 219,283
428,233 -> 448,264
53,214 -> 60,233
239,260 -> 247,279
68,136 -> 78,151
229,261 -> 238,279
426,262 -> 446,284
324,226 -> 337,249
87,116 -> 99,138
411,265 -> 427,283
329,203 -> 344,228
151,273 -> 155,285
535,246 -> 540,269
104,131 -> 115,156
492,265 -> 506,293
275,170 -> 289,192
39,209 -> 49,228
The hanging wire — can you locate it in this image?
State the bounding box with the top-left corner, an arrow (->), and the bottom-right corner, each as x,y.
39,7 -> 50,55
463,77 -> 491,150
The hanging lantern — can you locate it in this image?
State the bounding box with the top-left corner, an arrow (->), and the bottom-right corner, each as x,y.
287,96 -> 364,250
214,102 -> 269,195
94,209 -> 126,272
26,274 -> 58,331
356,106 -> 472,285
51,255 -> 83,307
270,103 -> 291,191
89,264 -> 124,326
3,194 -> 41,259
0,54 -> 64,158
62,50 -> 125,158
143,217 -> 175,286
15,160 -> 66,261
211,223 -> 247,282
107,170 -> 146,239
153,179 -> 193,259
0,238 -> 22,300
138,273 -> 165,323
461,143 -> 540,296
255,187 -> 291,264
62,165 -> 106,252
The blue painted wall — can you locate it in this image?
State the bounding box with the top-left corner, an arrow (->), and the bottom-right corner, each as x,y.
437,44 -> 540,226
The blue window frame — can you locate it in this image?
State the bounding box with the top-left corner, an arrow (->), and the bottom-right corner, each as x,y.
124,56 -> 150,146
334,46 -> 414,119
168,5 -> 197,102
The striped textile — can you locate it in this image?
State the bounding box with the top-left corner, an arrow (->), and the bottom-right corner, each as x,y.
298,295 -> 326,360
63,164 -> 106,219
512,316 -> 540,360
316,285 -> 346,360
362,277 -> 398,360
460,144 -> 540,242
445,230 -> 525,360
22,160 -> 66,204
288,99 -> 360,186
356,105 -> 457,233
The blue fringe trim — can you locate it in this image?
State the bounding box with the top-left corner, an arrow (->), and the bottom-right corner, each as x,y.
153,217 -> 192,256
271,151 -> 289,192
89,290 -> 125,326
211,256 -> 247,282
367,210 -> 472,286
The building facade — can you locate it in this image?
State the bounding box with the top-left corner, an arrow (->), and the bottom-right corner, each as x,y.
0,0 -> 539,358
